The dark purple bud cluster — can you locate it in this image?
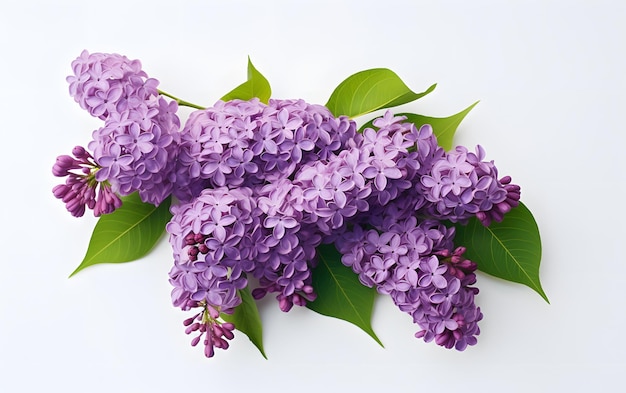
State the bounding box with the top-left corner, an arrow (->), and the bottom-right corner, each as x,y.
52,146 -> 121,217
182,302 -> 236,358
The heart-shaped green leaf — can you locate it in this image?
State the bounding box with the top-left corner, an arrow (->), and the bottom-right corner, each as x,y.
325,68 -> 436,118
307,244 -> 383,346
453,202 -> 548,302
221,287 -> 267,359
220,57 -> 271,104
70,193 -> 172,277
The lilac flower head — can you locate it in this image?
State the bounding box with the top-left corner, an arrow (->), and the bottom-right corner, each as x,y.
67,51 -> 181,206
166,186 -> 266,356
67,50 -> 156,120
174,98 -> 357,202
335,210 -> 482,351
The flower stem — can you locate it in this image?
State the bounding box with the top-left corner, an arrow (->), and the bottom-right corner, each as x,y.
158,89 -> 206,110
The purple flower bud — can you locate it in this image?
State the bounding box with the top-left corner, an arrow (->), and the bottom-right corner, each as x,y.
52,145 -> 123,217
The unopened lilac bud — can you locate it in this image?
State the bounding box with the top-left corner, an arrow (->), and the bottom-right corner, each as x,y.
213,337 -> 229,350
476,212 -> 489,226
204,341 -> 215,358
185,323 -> 200,334
72,145 -> 89,159
190,335 -> 202,347
188,246 -> 199,257
212,324 -> 224,337
52,184 -> 69,199
496,202 -> 512,214
184,233 -> 196,245
53,155 -> 78,177
252,288 -> 267,300
292,293 -> 306,307
490,209 -> 503,223
221,328 -> 235,341
278,296 -> 293,312
62,189 -> 78,204
499,175 -> 512,185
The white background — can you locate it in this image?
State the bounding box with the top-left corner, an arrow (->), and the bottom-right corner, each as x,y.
1,0 -> 624,391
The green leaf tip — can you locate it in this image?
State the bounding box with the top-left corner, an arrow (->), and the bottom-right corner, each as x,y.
325,67 -> 436,118
307,244 -> 383,347
357,101 -> 478,151
453,202 -> 549,303
69,193 -> 172,277
402,101 -> 479,151
221,287 -> 267,358
220,57 -> 272,104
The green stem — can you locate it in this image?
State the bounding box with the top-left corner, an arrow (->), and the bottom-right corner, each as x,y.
158,89 -> 206,110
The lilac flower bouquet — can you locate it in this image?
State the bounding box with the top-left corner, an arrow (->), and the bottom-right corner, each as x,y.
52,51 -> 547,358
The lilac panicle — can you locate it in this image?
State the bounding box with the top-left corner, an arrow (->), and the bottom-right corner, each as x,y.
335,211 -> 482,351
67,50 -> 181,206
167,187 -> 252,357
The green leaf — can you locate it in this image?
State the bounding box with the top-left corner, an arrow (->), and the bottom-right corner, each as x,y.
307,244 -> 383,346
453,202 -> 548,302
358,101 -> 479,151
220,57 -> 271,103
325,68 -> 436,118
221,287 -> 267,359
70,193 -> 172,277
400,101 -> 478,151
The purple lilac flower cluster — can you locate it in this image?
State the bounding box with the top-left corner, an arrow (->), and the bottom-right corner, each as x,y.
53,51 -> 181,216
167,99 -> 359,355
336,210 -> 482,351
294,112 -> 496,350
167,103 -> 519,355
54,52 -> 522,357
173,98 -> 355,202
